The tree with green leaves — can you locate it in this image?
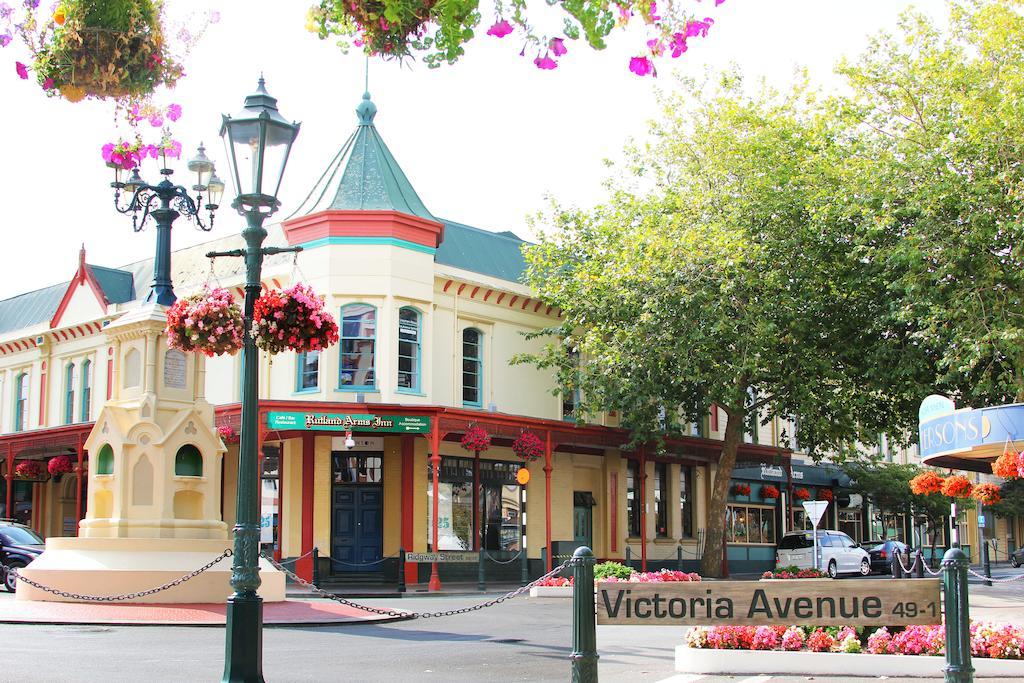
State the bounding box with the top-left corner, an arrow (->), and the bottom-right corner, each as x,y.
517,74 -> 930,577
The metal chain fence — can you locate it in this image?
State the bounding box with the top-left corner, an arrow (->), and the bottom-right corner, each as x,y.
313,550 -> 402,568
966,567 -> 1024,583
273,548 -> 317,566
483,551 -> 522,565
8,549 -> 233,602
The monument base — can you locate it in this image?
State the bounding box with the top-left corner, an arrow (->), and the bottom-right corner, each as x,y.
16,537 -> 285,604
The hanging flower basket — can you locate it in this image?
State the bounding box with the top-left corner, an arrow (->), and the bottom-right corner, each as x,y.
760,485 -> 780,499
308,0 -> 447,61
941,474 -> 974,499
460,425 -> 491,453
732,483 -> 751,497
253,283 -> 339,355
165,287 -> 244,357
47,455 -> 74,476
972,483 -> 1001,506
909,471 -> 945,496
14,460 -> 47,481
512,432 -> 544,462
992,450 -> 1020,480
816,489 -> 833,502
792,488 -> 811,501
217,424 -> 239,444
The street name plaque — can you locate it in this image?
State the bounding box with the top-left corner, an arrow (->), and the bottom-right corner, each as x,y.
597,579 -> 941,626
406,552 -> 479,563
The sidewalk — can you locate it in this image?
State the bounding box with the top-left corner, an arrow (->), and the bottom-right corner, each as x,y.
285,580 -> 528,599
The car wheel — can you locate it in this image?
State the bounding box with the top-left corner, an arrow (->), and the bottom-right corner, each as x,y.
860,558 -> 871,576
1012,555 -> 1021,569
827,560 -> 838,579
3,562 -> 23,593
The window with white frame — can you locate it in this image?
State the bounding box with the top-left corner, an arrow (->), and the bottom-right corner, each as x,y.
80,359 -> 92,422
296,350 -> 319,391
397,307 -> 421,392
14,372 -> 28,432
462,328 -> 482,407
64,362 -> 76,424
339,304 -> 376,389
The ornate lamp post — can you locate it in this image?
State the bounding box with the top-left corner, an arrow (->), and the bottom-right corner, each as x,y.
110,146 -> 225,305
214,77 -> 300,683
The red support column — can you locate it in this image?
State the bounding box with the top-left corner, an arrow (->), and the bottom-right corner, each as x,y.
428,422 -> 442,591
400,435 -> 417,586
639,446 -> 648,572
544,430 -> 553,572
5,446 -> 13,520
74,437 -> 85,536
297,434 -> 315,582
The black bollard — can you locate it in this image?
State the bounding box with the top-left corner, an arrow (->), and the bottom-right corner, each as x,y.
398,547 -> 407,594
677,545 -> 683,571
981,539 -> 992,588
625,546 -> 632,570
571,546 -> 599,683
915,550 -> 925,579
478,548 -> 486,592
892,551 -> 903,579
942,547 -> 974,683
312,547 -> 320,588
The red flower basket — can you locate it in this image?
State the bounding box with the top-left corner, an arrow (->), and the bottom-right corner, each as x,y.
47,455 -> 74,476
253,283 -> 339,355
732,483 -> 751,497
992,451 -> 1021,479
512,432 -> 544,462
760,485 -> 780,499
460,426 -> 491,453
910,471 -> 945,496
816,489 -> 833,502
941,474 -> 974,499
217,425 -> 239,444
793,488 -> 811,501
972,483 -> 1001,506
165,287 -> 244,357
14,461 -> 43,480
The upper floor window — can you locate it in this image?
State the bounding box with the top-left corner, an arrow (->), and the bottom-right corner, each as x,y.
397,307 -> 421,393
562,348 -> 580,420
339,304 -> 376,390
462,328 -> 482,407
296,351 -> 319,391
80,359 -> 92,422
64,363 -> 76,424
14,372 -> 28,432
626,459 -> 641,537
654,462 -> 668,538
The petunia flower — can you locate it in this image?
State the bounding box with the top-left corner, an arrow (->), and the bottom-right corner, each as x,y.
669,33 -> 687,58
166,103 -> 182,121
15,60 -> 27,79
550,37 -> 567,57
0,3 -> 12,19
486,19 -> 513,38
647,38 -> 664,57
148,112 -> 164,127
42,77 -> 53,89
629,56 -> 654,77
534,54 -> 557,70
24,0 -> 38,8
0,32 -> 11,47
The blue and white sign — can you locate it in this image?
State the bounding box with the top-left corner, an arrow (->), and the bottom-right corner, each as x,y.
919,403 -> 1024,459
919,394 -> 955,424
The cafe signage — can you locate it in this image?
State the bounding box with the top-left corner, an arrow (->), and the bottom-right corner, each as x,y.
597,579 -> 940,626
267,412 -> 431,433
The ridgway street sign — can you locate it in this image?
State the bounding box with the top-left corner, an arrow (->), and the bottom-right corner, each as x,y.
405,552 -> 479,563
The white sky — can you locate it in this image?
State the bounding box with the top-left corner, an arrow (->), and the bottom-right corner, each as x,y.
0,1 -> 945,302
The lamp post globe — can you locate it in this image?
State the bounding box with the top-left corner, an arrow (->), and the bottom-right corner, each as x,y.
219,76 -> 300,683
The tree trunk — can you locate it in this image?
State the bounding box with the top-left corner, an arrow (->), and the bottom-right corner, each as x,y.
700,409 -> 744,578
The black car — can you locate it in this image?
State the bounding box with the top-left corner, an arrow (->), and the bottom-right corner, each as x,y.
0,521 -> 44,592
1010,547 -> 1024,568
860,539 -> 910,574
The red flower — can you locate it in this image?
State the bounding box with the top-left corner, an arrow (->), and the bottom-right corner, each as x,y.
760,485 -> 780,499
165,287 -> 243,357
253,283 -> 339,355
941,474 -> 973,499
792,488 -> 811,501
910,471 -> 945,496
512,432 -> 544,462
992,451 -> 1019,479
47,455 -> 74,475
732,483 -> 751,496
460,426 -> 491,453
972,483 -> 1001,506
816,489 -> 833,502
14,461 -> 43,479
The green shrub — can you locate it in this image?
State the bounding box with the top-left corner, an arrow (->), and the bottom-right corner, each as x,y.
594,561 -> 633,581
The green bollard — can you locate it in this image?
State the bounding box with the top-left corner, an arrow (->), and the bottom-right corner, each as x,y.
571,546 -> 599,683
398,547 -> 407,594
312,547 -> 320,588
677,545 -> 683,571
942,547 -> 974,683
625,546 -> 632,570
478,548 -> 486,592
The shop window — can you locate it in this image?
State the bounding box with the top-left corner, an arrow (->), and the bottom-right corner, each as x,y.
80,360 -> 92,422
397,307 -> 421,392
296,350 -> 319,391
626,459 -> 641,537
727,504 -> 776,544
654,462 -> 668,537
13,372 -> 28,432
64,363 -> 76,424
261,446 -> 281,551
462,328 -> 482,407
339,304 -> 376,389
333,453 -> 383,484
839,508 -> 863,543
426,456 -> 521,552
870,510 -> 907,541
174,445 -> 203,477
679,465 -> 694,538
96,444 -> 114,475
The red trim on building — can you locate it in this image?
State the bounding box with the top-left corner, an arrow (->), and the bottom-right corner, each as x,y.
484,289 -> 493,302
534,302 -> 542,313
710,404 -> 719,432
496,293 -> 506,305
282,210 -> 445,249
50,247 -> 110,329
508,296 -> 518,308
521,298 -> 530,310
401,435 -> 416,585
470,286 -> 479,299
443,280 -> 453,293
38,366 -> 46,426
457,283 -> 466,296
272,278 -> 281,289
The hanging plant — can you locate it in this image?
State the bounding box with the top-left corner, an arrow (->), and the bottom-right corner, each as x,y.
992,450 -> 1020,480
941,474 -> 974,499
816,489 -> 833,502
253,283 -> 340,355
909,470 -> 945,496
165,287 -> 244,357
760,485 -> 780,499
792,487 -> 811,501
14,460 -> 44,480
47,455 -> 74,476
972,483 -> 1001,506
217,424 -> 239,444
731,483 -> 751,497
511,432 -> 543,462
460,425 -> 491,453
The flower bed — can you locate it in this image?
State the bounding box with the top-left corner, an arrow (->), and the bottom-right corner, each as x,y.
602,569 -> 701,583
761,566 -> 828,580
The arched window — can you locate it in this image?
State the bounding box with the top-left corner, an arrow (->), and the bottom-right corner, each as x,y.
462,328 -> 482,407
64,362 -> 76,424
96,444 -> 114,475
13,372 -> 28,432
397,307 -> 421,393
80,360 -> 92,422
296,350 -> 319,391
174,445 -> 203,477
339,304 -> 376,390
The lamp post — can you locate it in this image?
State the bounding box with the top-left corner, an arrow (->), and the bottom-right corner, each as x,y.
215,77 -> 300,683
110,146 -> 225,305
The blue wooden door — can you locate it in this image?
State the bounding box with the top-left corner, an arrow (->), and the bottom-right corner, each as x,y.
331,486 -> 383,573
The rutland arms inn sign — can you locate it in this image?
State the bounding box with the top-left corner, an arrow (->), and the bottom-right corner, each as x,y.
266,412 -> 431,433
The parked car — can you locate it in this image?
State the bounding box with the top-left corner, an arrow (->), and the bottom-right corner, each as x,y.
776,530 -> 871,578
0,520 -> 44,592
1010,547 -> 1024,568
860,539 -> 911,574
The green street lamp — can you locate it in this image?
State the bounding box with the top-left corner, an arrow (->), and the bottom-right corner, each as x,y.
215,77 -> 300,683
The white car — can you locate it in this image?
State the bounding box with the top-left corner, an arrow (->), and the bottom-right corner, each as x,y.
775,530 -> 871,578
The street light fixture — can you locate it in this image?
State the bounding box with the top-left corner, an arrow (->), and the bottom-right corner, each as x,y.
109,144 -> 221,306
214,76 -> 300,683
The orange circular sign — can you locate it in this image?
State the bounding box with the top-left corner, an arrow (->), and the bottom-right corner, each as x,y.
516,468 -> 531,486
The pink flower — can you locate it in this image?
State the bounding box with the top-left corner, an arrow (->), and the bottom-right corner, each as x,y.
148,112 -> 164,127
167,103 -> 182,121
486,19 -> 513,38
781,626 -> 804,651
0,32 -> 11,47
684,18 -> 714,39
534,54 -> 557,70
15,61 -> 27,79
647,38 -> 664,57
647,1 -> 660,21
550,37 -> 567,57
629,56 -> 654,77
42,77 -> 53,89
716,0 -> 726,5
670,33 -> 688,57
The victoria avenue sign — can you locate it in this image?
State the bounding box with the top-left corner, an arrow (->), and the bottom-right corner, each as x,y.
597,579 -> 941,626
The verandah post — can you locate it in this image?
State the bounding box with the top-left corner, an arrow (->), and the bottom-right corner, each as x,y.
571,546 -> 598,683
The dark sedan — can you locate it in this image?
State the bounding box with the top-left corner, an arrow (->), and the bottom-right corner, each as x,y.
1011,547 -> 1024,568
860,539 -> 910,574
0,521 -> 44,592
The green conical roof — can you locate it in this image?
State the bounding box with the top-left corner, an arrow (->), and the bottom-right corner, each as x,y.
295,92 -> 437,221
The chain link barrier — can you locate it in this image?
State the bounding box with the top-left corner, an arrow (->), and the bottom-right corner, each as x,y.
966,567 -> 1024,583
311,550 -> 401,568
895,551 -> 942,576
9,549 -> 233,602
262,552 -> 575,620
483,551 -> 522,565
273,548 -> 317,566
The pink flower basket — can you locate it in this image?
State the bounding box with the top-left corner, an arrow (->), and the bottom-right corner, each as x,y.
253,283 -> 339,355
165,287 -> 243,357
47,455 -> 74,476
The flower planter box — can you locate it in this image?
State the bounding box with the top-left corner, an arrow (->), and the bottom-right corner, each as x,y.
529,585 -> 574,598
675,645 -> 1024,677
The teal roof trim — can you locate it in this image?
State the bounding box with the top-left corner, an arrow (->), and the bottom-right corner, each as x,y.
297,236 -> 436,255
434,219 -> 529,283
